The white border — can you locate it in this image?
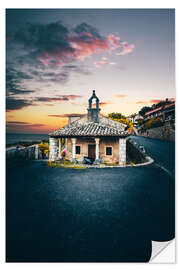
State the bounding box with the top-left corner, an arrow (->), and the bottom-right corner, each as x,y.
1,1 -> 178,268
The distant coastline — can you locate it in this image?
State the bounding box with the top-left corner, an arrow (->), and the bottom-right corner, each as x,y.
6,133 -> 49,147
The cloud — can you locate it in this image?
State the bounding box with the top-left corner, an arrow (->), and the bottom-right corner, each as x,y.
48,113 -> 86,118
107,34 -> 121,48
35,97 -> 68,102
115,94 -> 128,98
116,43 -> 135,56
92,102 -> 112,107
39,103 -> 55,107
94,60 -> 116,68
94,60 -> 108,68
73,23 -> 101,39
7,121 -> 46,127
149,99 -> 164,104
11,22 -> 135,68
136,101 -> 149,105
63,64 -> 92,75
6,121 -> 48,133
6,97 -> 34,111
6,94 -> 83,112
11,21 -> 110,67
108,34 -> 135,55
99,102 -> 112,107
16,71 -> 33,80
6,21 -> 135,112
35,95 -> 82,103
28,64 -> 91,85
7,121 -> 30,124
136,99 -> 168,105
6,67 -> 34,96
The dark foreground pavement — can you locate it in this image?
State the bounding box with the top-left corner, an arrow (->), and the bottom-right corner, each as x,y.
6,137 -> 175,262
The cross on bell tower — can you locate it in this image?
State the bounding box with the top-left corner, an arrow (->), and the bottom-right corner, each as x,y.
87,90 -> 101,123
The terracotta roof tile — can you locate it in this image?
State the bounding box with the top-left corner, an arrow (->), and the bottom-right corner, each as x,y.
49,122 -> 128,137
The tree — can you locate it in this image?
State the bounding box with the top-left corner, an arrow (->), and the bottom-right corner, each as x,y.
139,106 -> 151,117
108,112 -> 126,119
107,113 -> 134,134
38,142 -> 49,158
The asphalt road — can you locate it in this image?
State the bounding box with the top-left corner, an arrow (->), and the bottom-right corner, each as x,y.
6,136 -> 175,262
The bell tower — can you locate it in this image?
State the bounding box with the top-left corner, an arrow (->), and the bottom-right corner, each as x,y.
87,90 -> 101,123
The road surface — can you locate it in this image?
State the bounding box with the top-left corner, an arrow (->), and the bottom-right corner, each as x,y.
6,136 -> 175,262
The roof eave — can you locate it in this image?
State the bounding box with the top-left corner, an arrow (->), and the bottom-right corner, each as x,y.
49,134 -> 129,138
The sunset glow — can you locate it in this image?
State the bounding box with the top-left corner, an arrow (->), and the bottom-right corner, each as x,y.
6,9 -> 175,134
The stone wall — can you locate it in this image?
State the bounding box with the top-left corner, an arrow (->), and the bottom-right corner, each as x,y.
100,137 -> 119,164
6,145 -> 38,162
119,138 -> 126,166
140,122 -> 175,142
49,138 -> 57,161
126,139 -> 146,164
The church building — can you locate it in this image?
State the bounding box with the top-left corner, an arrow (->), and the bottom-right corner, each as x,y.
49,91 -> 128,166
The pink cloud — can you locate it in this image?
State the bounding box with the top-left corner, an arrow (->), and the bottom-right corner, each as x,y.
92,102 -> 112,107
69,36 -> 110,61
38,33 -> 134,67
107,34 -> 121,49
136,101 -> 148,105
115,94 -> 128,98
116,42 -> 135,56
12,22 -> 135,69
94,60 -> 116,68
94,60 -> 108,68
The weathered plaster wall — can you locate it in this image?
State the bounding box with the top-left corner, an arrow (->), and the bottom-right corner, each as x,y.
66,137 -> 96,162
65,137 -> 120,164
99,137 -> 119,164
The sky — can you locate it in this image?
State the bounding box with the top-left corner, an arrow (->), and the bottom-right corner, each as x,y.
6,9 -> 175,134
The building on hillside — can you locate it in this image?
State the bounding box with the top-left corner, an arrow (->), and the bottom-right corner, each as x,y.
49,90 -> 129,166
145,100 -> 175,122
128,113 -> 144,124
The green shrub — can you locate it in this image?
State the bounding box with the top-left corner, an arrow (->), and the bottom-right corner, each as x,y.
39,142 -> 49,156
47,160 -> 86,169
144,117 -> 163,130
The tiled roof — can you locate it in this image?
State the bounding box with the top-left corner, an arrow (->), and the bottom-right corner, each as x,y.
145,102 -> 175,116
49,122 -> 128,137
145,106 -> 164,116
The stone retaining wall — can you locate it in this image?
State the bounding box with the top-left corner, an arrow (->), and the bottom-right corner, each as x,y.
6,145 -> 39,161
140,122 -> 175,142
126,139 -> 147,164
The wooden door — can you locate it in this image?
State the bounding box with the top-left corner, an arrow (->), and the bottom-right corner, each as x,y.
88,144 -> 96,160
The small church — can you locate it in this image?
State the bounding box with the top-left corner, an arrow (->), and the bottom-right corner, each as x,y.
49,91 -> 128,166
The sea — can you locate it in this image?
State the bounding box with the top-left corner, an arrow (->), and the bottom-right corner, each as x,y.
6,133 -> 49,146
